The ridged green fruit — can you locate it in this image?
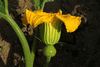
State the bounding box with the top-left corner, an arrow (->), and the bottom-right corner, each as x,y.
40,20 -> 62,45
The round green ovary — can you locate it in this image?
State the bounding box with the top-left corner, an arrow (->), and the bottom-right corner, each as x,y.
43,45 -> 56,57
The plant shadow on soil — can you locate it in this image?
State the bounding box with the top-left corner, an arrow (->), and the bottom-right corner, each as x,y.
0,0 -> 100,67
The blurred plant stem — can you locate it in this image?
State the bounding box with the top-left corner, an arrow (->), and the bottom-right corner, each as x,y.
44,57 -> 51,67
30,0 -> 48,66
31,27 -> 38,66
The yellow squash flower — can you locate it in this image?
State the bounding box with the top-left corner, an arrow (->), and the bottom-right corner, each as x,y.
21,9 -> 81,33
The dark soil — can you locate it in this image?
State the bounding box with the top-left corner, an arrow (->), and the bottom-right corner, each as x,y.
0,0 -> 100,67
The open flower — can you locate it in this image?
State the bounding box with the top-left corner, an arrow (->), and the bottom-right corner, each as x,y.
21,9 -> 81,33
21,9 -> 82,45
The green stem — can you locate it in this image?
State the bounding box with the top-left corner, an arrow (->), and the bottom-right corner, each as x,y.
30,0 -> 47,66
3,0 -> 32,67
0,12 -> 32,67
7,16 -> 32,67
31,27 -> 38,66
6,16 -> 32,67
41,0 -> 46,10
44,57 -> 51,67
4,0 -> 9,15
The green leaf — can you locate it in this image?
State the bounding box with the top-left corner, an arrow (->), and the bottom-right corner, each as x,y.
0,0 -> 6,14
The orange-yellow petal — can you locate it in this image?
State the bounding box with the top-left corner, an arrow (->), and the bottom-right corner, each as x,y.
21,9 -> 62,28
56,14 -> 81,32
25,9 -> 56,28
21,16 -> 29,26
